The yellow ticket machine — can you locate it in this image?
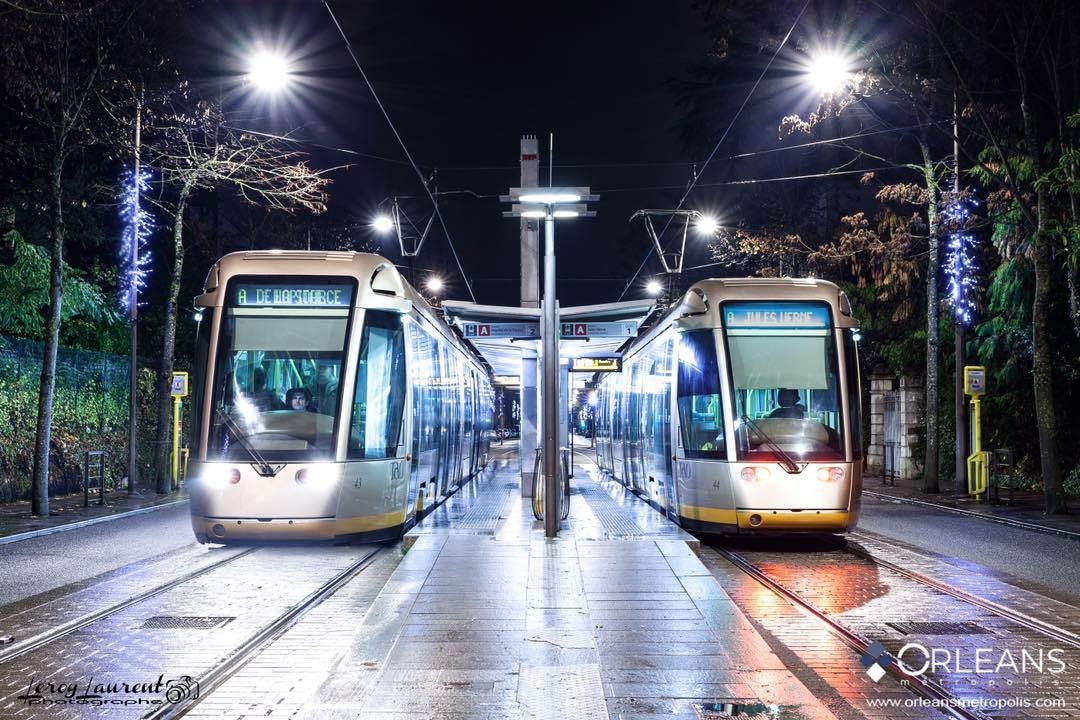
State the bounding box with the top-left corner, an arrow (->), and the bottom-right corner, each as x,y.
964,366 -> 989,496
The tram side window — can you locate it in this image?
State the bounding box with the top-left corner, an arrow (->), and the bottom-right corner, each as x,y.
676,330 -> 725,459
348,310 -> 407,459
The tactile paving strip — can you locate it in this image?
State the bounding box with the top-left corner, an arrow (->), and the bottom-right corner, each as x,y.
140,616 -> 234,629
517,663 -> 609,720
454,481 -> 518,532
574,480 -> 645,537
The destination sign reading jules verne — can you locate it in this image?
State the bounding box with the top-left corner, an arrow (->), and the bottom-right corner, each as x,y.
723,302 -> 831,329
231,282 -> 354,308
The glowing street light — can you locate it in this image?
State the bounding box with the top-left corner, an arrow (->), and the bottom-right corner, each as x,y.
646,279 -> 663,296
246,50 -> 293,93
694,214 -> 719,236
372,214 -> 394,233
425,276 -> 444,294
805,50 -> 852,96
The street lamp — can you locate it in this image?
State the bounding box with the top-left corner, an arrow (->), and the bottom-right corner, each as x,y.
425,276 -> 444,294
502,186 -> 597,537
246,49 -> 293,93
694,214 -> 720,236
805,49 -> 852,96
372,213 -> 394,234
646,279 -> 663,296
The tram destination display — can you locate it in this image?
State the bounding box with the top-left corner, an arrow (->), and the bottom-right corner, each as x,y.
230,280 -> 354,308
723,301 -> 831,330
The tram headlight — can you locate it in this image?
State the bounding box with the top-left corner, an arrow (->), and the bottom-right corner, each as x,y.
202,466 -> 241,487
295,465 -> 337,487
740,466 -> 771,482
816,466 -> 845,483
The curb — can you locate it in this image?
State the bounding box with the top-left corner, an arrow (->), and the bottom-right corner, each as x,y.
863,489 -> 1080,542
0,498 -> 190,546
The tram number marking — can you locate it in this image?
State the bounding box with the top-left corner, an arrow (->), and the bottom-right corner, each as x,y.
712,478 -> 722,490
351,461 -> 405,489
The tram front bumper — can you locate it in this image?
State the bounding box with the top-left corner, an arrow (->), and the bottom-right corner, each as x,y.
192,516 -> 337,542
735,509 -> 852,531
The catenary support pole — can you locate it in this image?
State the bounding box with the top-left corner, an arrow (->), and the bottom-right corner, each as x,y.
543,208 -> 559,537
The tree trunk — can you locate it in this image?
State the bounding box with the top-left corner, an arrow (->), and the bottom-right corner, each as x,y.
31,158 -> 66,516
1019,79 -> 1065,513
155,186 -> 190,494
921,141 -> 940,493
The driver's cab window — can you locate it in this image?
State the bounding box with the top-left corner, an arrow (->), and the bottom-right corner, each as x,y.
723,301 -> 844,462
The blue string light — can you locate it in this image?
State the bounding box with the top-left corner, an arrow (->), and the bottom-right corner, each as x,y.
942,187 -> 978,325
118,166 -> 154,310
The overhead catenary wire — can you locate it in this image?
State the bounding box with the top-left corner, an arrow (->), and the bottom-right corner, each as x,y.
616,0 -> 813,301
323,0 -> 476,303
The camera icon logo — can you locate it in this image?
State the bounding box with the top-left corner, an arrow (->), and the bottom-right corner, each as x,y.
165,676 -> 200,704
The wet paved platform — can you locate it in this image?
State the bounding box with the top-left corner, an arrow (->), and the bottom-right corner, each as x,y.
297,447 -> 837,720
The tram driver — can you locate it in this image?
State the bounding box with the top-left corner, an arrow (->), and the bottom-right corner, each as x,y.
768,388 -> 806,419
285,387 -> 314,412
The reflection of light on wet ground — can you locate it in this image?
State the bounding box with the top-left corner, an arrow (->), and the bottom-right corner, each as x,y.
755,557 -> 890,615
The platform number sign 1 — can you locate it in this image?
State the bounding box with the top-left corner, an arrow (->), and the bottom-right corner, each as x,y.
170,371 -> 189,398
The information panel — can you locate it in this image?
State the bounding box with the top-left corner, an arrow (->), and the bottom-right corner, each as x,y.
231,281 -> 354,308
571,356 -> 622,373
723,301 -> 831,330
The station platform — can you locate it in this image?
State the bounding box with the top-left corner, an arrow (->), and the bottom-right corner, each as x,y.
296,445 -> 837,720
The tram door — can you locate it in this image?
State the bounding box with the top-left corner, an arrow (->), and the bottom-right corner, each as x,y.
410,325 -> 440,511
438,346 -> 459,496
623,360 -> 645,492
611,388 -> 625,482
464,374 -> 477,477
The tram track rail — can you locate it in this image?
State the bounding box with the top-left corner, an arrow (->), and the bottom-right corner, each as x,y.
862,490 -> 1080,542
145,545 -> 384,719
0,546 -> 259,665
709,544 -> 991,720
846,531 -> 1080,651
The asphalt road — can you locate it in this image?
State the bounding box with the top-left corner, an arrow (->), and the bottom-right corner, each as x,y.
0,503 -> 196,607
857,493 -> 1080,605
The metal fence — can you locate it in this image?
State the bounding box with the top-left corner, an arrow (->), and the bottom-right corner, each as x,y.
0,335 -> 157,502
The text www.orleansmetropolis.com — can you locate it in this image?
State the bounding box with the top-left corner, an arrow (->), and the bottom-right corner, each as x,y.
866,696 -> 1065,711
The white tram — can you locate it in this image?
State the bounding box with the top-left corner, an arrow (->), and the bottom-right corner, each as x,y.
595,278 -> 863,533
187,251 -> 493,543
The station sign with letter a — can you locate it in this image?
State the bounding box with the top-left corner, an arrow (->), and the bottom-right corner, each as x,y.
170,371 -> 189,397
963,366 -> 986,396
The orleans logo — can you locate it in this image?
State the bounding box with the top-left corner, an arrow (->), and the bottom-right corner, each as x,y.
860,641 -> 893,682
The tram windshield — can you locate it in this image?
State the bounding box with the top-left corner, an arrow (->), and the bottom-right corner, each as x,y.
723,301 -> 844,461
208,277 -> 355,462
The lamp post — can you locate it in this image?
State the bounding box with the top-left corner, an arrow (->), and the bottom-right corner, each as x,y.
502,187 -> 597,537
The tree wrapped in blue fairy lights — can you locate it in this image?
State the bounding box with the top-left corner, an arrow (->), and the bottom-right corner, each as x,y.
941,186 -> 979,325
118,165 -> 154,309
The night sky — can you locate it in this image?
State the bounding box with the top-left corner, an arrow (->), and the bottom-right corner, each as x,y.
173,1 -> 822,307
